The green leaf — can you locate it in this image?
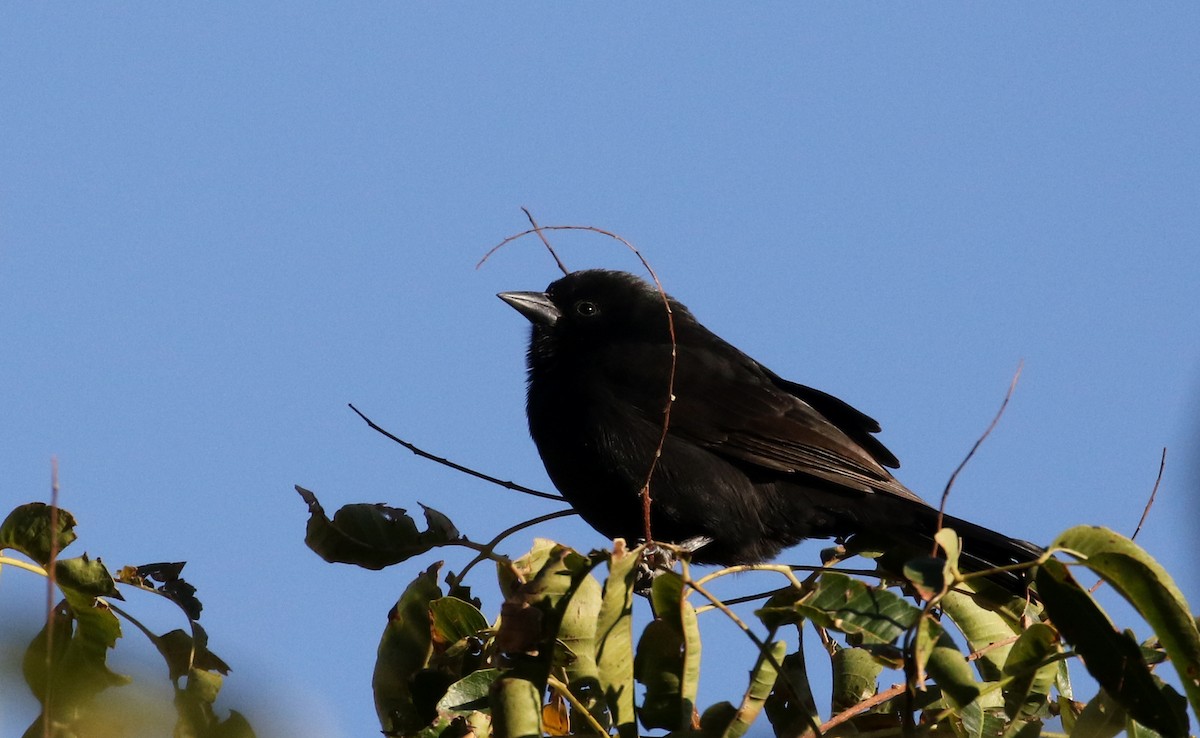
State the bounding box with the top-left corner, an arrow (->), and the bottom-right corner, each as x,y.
1001,622 -> 1059,720
553,552 -> 606,733
373,562 -> 443,735
437,668 -> 502,715
934,527 -> 963,569
296,486 -> 460,569
719,640 -> 787,738
430,596 -> 489,648
497,538 -> 611,733
958,703 -> 1009,738
0,502 -> 77,566
155,627 -> 231,683
1036,557 -> 1188,737
903,555 -> 950,600
1127,717 -> 1169,738
22,592 -> 130,732
941,587 -> 1018,682
205,710 -> 256,738
1001,718 -> 1045,738
635,619 -> 689,730
1071,688 -> 1126,738
764,645 -> 820,738
782,572 -> 921,644
54,554 -> 121,599
1051,525 -> 1200,721
700,702 -> 738,734
635,570 -> 701,730
489,676 -> 542,738
176,667 -> 225,729
596,545 -> 639,738
918,617 -> 980,712
831,645 -> 883,714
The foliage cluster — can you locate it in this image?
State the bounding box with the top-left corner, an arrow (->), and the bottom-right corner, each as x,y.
0,503 -> 252,738
4,485 -> 1198,738
297,487 -> 1200,738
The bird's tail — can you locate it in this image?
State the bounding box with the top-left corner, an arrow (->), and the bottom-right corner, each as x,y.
913,507 -> 1042,596
846,502 -> 1043,596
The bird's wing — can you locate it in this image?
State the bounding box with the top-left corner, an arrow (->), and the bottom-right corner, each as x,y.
662,341 -> 924,503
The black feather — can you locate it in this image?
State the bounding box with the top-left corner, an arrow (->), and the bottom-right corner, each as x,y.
499,269 -> 1041,593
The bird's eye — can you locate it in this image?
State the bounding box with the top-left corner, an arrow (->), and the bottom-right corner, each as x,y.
574,300 -> 599,317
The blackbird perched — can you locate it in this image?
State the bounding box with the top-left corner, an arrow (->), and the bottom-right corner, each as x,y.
499,269 -> 1041,592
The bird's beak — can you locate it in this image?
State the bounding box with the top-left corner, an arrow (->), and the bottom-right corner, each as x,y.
498,291 -> 561,327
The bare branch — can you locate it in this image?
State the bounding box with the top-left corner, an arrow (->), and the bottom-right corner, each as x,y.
1131,447 -> 1167,541
935,361 -> 1023,553
46,455 -> 60,735
520,207 -> 569,276
348,403 -> 564,502
452,509 -> 578,582
1090,447 -> 1168,594
816,682 -> 907,735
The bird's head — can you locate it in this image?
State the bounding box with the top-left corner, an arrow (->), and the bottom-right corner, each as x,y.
498,269 -> 684,365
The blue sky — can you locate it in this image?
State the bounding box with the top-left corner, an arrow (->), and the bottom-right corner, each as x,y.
2,5 -> 1198,736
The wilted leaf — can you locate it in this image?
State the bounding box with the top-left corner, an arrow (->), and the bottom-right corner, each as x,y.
118,562 -> 203,621
0,502 -> 77,566
542,690 -> 570,736
297,486 -> 461,569
373,562 -> 443,735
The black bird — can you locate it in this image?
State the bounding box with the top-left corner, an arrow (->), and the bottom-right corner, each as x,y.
499,269 -> 1041,592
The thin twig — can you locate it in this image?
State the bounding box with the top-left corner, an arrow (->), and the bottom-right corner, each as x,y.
0,556 -> 48,576
966,634 -> 1020,662
521,207 -> 569,276
692,563 -> 890,613
546,675 -> 609,735
348,403 -> 563,502
44,457 -> 60,738
1088,447 -> 1168,594
681,569 -> 823,738
452,509 -> 578,582
934,361 -> 1023,553
1131,447 -> 1166,542
692,562 -> 809,591
684,575 -> 768,651
817,682 -> 907,734
479,221 -> 678,547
